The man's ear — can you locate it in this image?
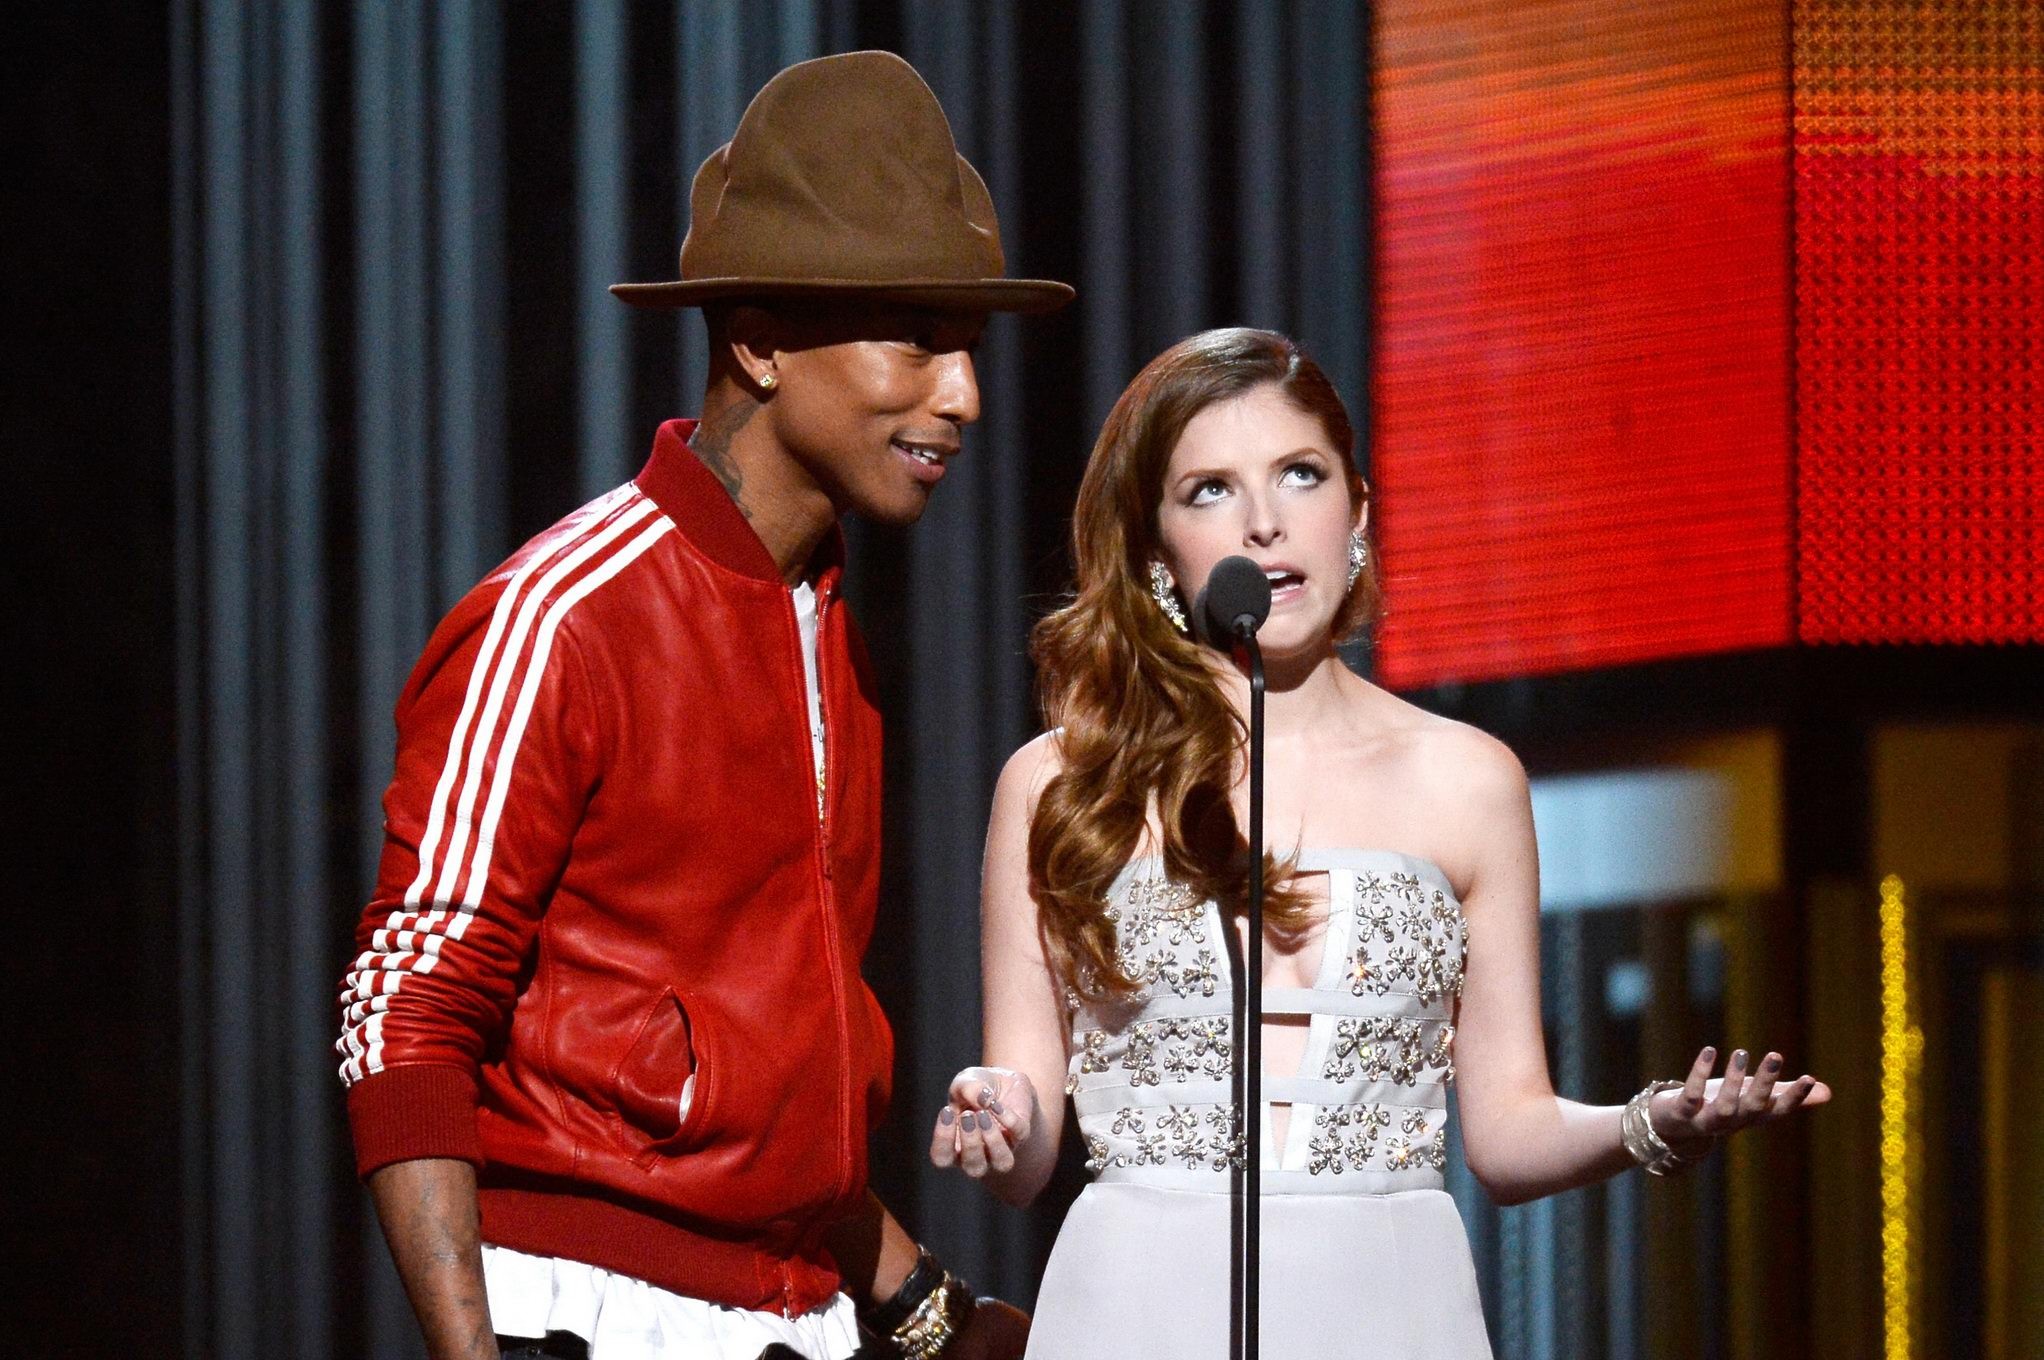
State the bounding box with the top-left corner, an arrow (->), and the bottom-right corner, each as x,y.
722,304 -> 779,387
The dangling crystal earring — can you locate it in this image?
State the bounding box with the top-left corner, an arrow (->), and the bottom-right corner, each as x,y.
1149,561 -> 1189,634
1347,530 -> 1368,589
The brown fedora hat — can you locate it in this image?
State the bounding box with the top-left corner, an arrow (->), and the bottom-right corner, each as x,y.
610,50 -> 1073,314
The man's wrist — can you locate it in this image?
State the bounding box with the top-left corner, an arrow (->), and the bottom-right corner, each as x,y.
858,1247 -> 976,1358
860,1247 -> 945,1335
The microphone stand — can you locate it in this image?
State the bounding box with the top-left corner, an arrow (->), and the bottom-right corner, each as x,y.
1201,557 -> 1272,1360
1233,624 -> 1265,1360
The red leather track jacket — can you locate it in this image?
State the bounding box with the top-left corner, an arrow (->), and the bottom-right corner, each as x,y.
338,420 -> 892,1316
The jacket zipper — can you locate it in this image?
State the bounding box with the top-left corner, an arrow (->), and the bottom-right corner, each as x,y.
801,582 -> 858,1232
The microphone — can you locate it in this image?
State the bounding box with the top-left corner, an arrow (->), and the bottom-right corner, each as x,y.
1195,555 -> 1273,645
1192,554 -> 1273,1360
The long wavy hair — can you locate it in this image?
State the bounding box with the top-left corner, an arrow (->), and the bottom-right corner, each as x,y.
1029,328 -> 1380,999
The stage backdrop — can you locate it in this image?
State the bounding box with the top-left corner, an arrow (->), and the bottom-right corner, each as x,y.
1373,0 -> 2042,690
1793,0 -> 2043,645
1372,0 -> 1795,689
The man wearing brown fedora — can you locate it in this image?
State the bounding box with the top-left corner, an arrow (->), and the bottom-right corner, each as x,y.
336,51 -> 1069,1360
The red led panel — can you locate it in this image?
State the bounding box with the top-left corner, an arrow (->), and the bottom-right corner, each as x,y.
1794,1 -> 2044,644
1372,0 -> 1794,689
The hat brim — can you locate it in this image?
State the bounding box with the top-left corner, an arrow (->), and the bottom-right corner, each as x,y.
607,275 -> 1075,315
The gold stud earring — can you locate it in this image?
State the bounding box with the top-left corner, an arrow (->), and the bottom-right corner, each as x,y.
757,372 -> 778,391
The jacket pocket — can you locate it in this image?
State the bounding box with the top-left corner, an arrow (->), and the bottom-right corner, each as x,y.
605,988 -> 711,1160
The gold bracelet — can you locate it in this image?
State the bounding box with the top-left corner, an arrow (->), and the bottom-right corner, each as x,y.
891,1271 -> 972,1360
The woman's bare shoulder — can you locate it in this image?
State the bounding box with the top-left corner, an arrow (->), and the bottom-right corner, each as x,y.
1338,687 -> 1531,887
995,729 -> 1068,811
1393,707 -> 1524,802
1009,728 -> 1067,778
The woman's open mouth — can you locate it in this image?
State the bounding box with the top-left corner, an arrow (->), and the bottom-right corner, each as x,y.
1264,567 -> 1308,605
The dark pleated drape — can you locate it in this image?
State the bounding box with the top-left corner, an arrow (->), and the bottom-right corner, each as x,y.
171,4 -> 1374,1353
174,4 -> 337,1355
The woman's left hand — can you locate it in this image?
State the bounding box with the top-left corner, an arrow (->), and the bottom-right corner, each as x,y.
1649,1046 -> 1831,1157
931,1066 -> 1039,1180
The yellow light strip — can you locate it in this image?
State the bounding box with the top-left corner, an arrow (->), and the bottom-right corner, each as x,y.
1878,874 -> 1920,1360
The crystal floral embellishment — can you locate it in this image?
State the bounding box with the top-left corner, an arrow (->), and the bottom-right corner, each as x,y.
1120,876 -> 1207,949
1079,856 -> 1467,1182
1323,1016 -> 1444,1086
1427,1024 -> 1457,1080
1350,945 -> 1385,997
1122,1023 -> 1162,1086
1205,1106 -> 1245,1170
1347,870 -> 1467,1003
1168,948 -> 1220,999
1307,1103 -> 1401,1173
1155,1104 -> 1212,1168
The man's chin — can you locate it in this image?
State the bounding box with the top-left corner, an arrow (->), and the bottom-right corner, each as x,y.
849,487 -> 935,529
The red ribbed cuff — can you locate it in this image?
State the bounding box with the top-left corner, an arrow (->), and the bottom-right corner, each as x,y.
346,1064 -> 483,1178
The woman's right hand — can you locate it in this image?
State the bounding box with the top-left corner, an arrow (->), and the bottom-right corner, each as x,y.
929,1065 -> 1040,1179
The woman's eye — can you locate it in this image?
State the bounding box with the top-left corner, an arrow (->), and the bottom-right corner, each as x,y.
1280,463 -> 1327,488
1189,479 -> 1228,505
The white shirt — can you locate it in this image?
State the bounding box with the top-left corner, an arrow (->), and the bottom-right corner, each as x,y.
792,580 -> 827,793
482,581 -> 853,1359
484,1246 -> 861,1359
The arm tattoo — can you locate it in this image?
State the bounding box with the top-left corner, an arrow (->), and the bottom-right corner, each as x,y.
690,401 -> 759,520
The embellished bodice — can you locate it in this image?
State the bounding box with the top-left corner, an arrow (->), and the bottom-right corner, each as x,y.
1065,849 -> 1467,1194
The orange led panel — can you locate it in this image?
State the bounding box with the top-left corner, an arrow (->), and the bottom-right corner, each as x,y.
1794,0 -> 2043,644
1371,0 -> 1795,688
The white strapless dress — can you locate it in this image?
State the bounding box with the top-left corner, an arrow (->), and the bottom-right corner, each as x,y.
1026,850 -> 1494,1360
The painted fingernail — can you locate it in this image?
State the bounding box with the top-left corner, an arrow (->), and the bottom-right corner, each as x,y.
1764,1054 -> 1782,1071
989,1099 -> 1006,1116
1701,1046 -> 1717,1062
1732,1050 -> 1748,1067
983,1111 -> 999,1130
939,1107 -> 955,1126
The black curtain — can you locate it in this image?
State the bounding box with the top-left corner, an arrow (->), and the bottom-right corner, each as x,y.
22,3 -> 1376,1355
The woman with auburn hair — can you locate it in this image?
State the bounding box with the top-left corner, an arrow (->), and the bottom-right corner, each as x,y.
928,328 -> 1828,1357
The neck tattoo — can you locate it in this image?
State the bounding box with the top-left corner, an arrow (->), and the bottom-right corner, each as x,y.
689,401 -> 758,521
